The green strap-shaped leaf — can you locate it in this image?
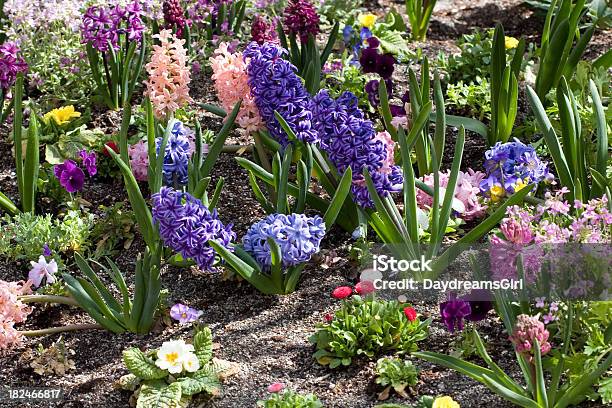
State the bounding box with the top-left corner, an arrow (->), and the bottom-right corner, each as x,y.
323,167 -> 352,231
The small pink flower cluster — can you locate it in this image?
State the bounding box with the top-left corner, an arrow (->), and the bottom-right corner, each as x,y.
509,314 -> 551,360
129,140 -> 149,181
416,169 -> 487,221
209,42 -> 263,134
145,29 -> 192,120
0,279 -> 33,350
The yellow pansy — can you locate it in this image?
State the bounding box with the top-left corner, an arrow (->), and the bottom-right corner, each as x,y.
505,36 -> 519,49
358,13 -> 377,29
432,396 -> 460,408
43,105 -> 81,126
514,178 -> 529,192
490,184 -> 505,202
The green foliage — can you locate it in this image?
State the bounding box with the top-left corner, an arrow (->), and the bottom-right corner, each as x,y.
44,126 -> 107,165
17,23 -> 94,103
317,0 -> 361,24
63,245 -> 163,334
90,203 -> 136,258
0,210 -> 93,260
527,77 -> 610,202
375,357 -> 419,398
438,29 -> 496,84
405,0 -> 438,41
445,78 -> 491,121
325,61 -> 370,112
535,0 -> 597,100
309,296 -> 431,368
374,396 -> 435,408
277,21 -> 339,94
119,327 -> 235,408
257,389 -> 323,408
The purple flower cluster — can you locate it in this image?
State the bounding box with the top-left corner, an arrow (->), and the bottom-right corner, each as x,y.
244,42 -> 319,147
283,0 -> 320,43
342,25 -> 375,60
0,42 -> 28,91
152,187 -> 236,271
251,15 -> 278,45
359,37 -> 395,80
480,139 -> 553,200
365,78 -> 392,108
53,150 -> 97,193
81,1 -> 145,53
163,0 -> 188,37
156,121 -> 192,186
243,213 -> 325,270
311,90 -> 403,207
439,291 -> 493,332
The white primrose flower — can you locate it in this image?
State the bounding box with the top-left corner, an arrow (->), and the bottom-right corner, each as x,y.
155,340 -> 195,374
182,351 -> 200,373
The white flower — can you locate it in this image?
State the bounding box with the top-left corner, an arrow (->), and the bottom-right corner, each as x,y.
28,256 -> 58,287
155,340 -> 195,374
182,351 -> 200,372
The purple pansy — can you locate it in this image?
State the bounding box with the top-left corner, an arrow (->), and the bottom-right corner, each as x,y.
54,160 -> 85,193
79,150 -> 97,177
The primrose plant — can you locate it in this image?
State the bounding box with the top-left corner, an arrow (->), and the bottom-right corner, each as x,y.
119,326 -> 238,406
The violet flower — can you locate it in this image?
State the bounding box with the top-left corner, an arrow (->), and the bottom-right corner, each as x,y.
79,150 -> 97,177
242,213 -> 326,270
439,293 -> 471,332
151,187 -> 235,271
156,121 -> 192,186
0,42 -> 28,91
81,1 -> 144,53
54,160 -> 85,193
29,255 -> 58,288
170,303 -> 203,323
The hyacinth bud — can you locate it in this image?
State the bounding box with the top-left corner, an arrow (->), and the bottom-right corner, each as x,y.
509,314 -> 552,360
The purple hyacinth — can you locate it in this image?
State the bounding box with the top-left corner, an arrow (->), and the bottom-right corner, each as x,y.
311,90 -> 403,208
152,187 -> 235,271
163,0 -> 187,37
0,43 -> 28,91
243,213 -> 326,270
79,150 -> 97,177
244,42 -> 319,147
251,15 -> 278,45
439,293 -> 472,332
54,160 -> 86,193
81,1 -> 145,52
156,121 -> 191,186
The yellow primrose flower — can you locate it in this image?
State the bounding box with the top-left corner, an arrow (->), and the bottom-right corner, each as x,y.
358,13 -> 377,29
43,105 -> 81,126
432,396 -> 460,408
505,36 -> 519,49
490,184 -> 505,202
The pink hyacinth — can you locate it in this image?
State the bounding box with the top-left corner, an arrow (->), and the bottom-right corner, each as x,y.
0,279 -> 33,350
509,314 -> 552,361
128,140 -> 150,181
209,42 -> 263,135
144,29 -> 192,120
500,217 -> 533,245
416,169 -> 487,221
374,131 -> 396,174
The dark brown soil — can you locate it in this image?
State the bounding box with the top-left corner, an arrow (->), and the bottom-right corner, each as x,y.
0,1 -> 610,407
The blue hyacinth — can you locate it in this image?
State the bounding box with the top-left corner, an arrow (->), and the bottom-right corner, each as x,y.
311,90 -> 403,207
152,187 -> 235,271
242,213 -> 326,270
244,42 -> 319,147
480,139 -> 553,199
156,121 -> 191,186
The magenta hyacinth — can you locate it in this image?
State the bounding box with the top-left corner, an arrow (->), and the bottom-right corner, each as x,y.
163,0 -> 188,37
283,0 -> 320,43
81,1 -> 145,53
509,314 -> 552,360
251,15 -> 278,45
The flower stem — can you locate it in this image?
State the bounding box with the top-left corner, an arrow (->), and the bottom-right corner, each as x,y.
19,295 -> 79,307
21,323 -> 103,337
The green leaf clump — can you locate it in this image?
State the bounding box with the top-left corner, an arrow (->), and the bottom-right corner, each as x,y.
257,389 -> 323,408
309,296 -> 431,368
375,357 -> 419,398
119,326 -> 238,408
